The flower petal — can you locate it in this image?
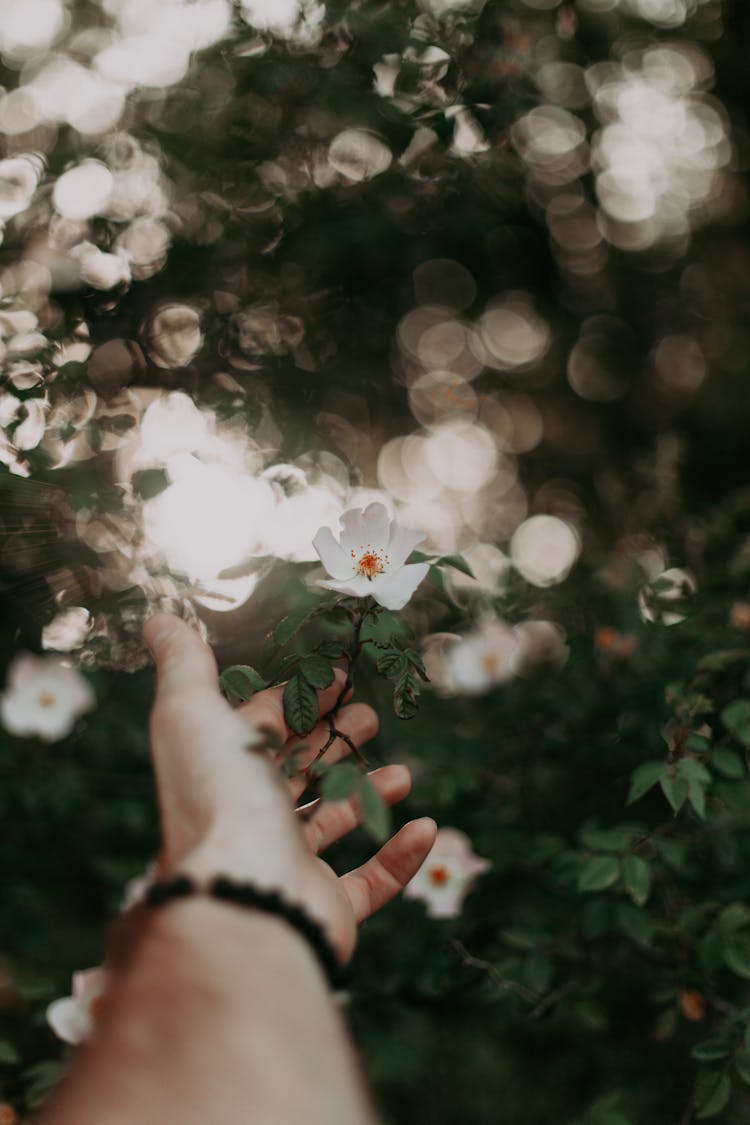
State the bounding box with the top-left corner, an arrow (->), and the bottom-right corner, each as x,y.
46,997 -> 93,1045
338,508 -> 368,550
73,967 -> 108,1003
371,562 -> 429,610
360,502 -> 391,548
316,575 -> 374,599
313,526 -> 354,580
386,523 -> 427,570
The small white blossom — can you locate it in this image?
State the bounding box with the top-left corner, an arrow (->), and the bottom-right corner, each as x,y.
404,828 -> 490,919
313,502 -> 429,610
446,617 -> 518,695
46,968 -> 108,1045
1,653 -> 95,742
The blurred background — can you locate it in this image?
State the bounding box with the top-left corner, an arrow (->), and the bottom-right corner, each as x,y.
1,0 -> 750,1120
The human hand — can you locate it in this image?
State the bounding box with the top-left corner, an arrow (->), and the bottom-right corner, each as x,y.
143,614 -> 436,963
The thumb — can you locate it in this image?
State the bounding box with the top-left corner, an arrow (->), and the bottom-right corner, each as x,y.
143,614 -> 221,704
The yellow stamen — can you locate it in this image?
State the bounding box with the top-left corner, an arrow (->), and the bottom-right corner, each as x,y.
38,692 -> 56,708
357,550 -> 385,581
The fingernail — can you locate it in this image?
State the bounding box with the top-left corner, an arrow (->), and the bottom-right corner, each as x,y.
143,614 -> 178,654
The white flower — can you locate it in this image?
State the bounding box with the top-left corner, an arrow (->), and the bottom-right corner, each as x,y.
46,968 -> 108,1045
313,503 -> 429,611
446,616 -> 518,695
1,653 -> 95,742
404,828 -> 490,919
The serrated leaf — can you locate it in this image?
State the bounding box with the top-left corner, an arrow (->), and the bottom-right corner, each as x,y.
578,855 -> 620,893
712,749 -> 745,779
299,654 -> 335,689
436,553 -> 476,579
660,774 -> 689,814
220,664 -> 267,703
359,776 -> 390,842
722,700 -> 750,748
376,650 -> 408,679
272,604 -> 319,647
282,674 -> 319,736
627,761 -> 666,804
724,934 -> 750,980
695,1070 -> 730,1119
405,648 -> 430,682
691,1039 -> 731,1062
622,855 -> 652,907
317,641 -> 344,659
320,763 -> 361,802
393,670 -> 419,719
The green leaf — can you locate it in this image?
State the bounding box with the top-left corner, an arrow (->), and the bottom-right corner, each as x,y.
622,855 -> 652,907
131,467 -> 169,500
686,732 -> 711,753
376,650 -> 408,679
359,776 -> 391,842
691,1039 -> 731,1062
712,749 -> 745,779
722,700 -> 750,748
523,952 -> 553,995
687,779 -> 707,819
676,758 -> 711,784
299,654 -> 335,689
317,641 -> 344,659
578,855 -> 620,893
627,761 -> 666,804
615,902 -> 654,948
220,664 -> 268,703
282,674 -> 319,736
272,604 -> 319,648
0,1038 -> 20,1065
405,649 -> 430,682
695,1070 -> 730,1119
734,1052 -> 750,1086
393,670 -> 420,719
698,650 -> 749,673
718,904 -> 750,932
724,934 -> 750,980
660,774 -> 689,814
320,763 -> 361,802
436,553 -> 476,579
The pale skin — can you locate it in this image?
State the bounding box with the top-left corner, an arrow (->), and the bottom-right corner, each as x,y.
40,613 -> 437,1125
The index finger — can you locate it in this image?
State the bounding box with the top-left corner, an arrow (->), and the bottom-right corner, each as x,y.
237,667 -> 349,744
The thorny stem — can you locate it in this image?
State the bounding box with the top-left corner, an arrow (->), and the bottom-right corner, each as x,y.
314,601 -> 374,770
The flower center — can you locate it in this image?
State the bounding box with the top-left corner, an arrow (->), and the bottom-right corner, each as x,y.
481,651 -> 503,676
428,865 -> 451,886
37,691 -> 56,708
352,546 -> 387,581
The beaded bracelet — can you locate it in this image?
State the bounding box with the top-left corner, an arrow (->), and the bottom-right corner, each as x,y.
142,874 -> 349,993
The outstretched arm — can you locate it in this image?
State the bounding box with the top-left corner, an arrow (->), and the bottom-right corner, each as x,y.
40,614 -> 436,1125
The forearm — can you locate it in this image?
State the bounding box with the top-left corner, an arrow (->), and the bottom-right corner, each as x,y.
40,899 -> 379,1125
